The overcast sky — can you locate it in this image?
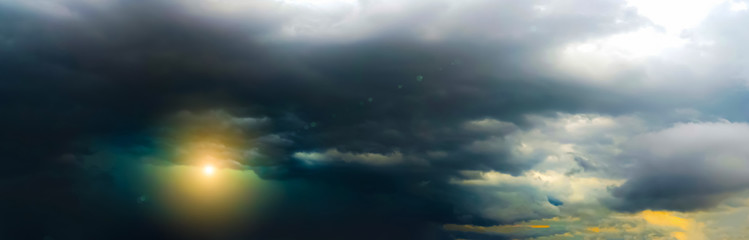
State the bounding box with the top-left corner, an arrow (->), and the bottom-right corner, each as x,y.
2,0 -> 749,239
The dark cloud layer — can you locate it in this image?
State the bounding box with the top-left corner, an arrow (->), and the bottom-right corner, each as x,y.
607,122 -> 749,212
3,0 -> 749,239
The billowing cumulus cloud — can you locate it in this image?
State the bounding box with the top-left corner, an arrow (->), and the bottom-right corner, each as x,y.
608,121 -> 749,212
3,0 -> 749,239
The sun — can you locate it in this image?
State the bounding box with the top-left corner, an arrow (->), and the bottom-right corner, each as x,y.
203,165 -> 216,176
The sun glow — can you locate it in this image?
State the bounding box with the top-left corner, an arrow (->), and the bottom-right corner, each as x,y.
203,165 -> 216,176
143,163 -> 271,238
139,110 -> 275,237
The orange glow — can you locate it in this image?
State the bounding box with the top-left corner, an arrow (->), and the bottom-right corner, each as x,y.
671,232 -> 687,240
140,111 -> 273,238
144,164 -> 269,238
640,210 -> 689,230
638,210 -> 705,240
529,225 -> 550,228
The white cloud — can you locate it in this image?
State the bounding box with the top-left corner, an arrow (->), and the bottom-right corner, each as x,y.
456,170 -> 624,205
730,1 -> 748,11
625,0 -> 726,33
463,118 -> 518,134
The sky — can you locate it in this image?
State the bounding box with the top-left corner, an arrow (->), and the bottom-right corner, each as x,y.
1,0 -> 749,239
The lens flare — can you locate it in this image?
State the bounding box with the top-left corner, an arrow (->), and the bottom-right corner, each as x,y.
140,110 -> 276,238
203,165 -> 216,176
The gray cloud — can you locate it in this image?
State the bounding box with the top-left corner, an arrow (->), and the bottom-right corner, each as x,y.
3,0 -> 749,239
572,156 -> 598,172
607,121 -> 749,212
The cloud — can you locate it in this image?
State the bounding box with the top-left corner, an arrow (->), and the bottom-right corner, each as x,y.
572,156 -> 598,172
608,121 -> 749,212
463,118 -> 518,134
444,217 -> 573,239
3,0 -> 749,239
293,149 -> 406,166
446,210 -> 711,240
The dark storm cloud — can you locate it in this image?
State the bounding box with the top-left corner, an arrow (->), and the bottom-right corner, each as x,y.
0,0 -> 688,239
0,0 -> 648,174
606,122 -> 749,212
